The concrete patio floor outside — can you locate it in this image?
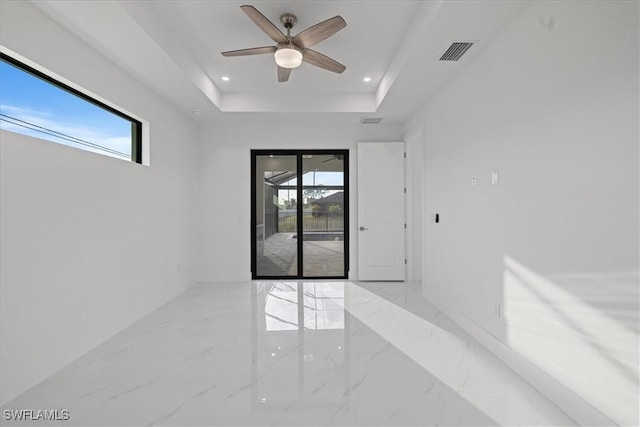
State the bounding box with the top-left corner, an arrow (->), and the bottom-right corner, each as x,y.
257,232 -> 345,277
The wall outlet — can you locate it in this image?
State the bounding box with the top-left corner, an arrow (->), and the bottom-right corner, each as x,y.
471,175 -> 478,186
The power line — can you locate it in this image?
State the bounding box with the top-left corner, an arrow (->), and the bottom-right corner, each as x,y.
0,113 -> 130,158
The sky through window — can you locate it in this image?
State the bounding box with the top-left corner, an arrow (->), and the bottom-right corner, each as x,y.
0,57 -> 136,161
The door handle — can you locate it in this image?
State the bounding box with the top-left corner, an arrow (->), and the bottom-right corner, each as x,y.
359,226 -> 369,231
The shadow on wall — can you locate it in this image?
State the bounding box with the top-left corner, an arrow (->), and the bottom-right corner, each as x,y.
502,256 -> 639,426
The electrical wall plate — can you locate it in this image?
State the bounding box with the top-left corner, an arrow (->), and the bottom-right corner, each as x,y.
491,170 -> 499,185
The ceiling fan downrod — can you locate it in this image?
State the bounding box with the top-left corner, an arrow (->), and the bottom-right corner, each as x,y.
280,13 -> 297,40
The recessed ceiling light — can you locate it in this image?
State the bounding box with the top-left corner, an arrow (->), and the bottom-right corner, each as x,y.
192,110 -> 202,116
222,76 -> 230,81
363,77 -> 372,82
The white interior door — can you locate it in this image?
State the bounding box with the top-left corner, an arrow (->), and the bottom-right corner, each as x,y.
357,142 -> 405,281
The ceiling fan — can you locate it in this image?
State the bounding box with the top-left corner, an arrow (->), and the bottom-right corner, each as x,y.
221,5 -> 347,82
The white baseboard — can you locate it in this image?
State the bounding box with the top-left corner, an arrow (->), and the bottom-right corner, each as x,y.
425,294 -> 616,427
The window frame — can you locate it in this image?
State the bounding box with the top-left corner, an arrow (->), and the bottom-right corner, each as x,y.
0,52 -> 143,164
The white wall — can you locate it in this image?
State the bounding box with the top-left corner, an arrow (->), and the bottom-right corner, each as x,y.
197,119 -> 404,282
405,126 -> 424,281
0,2 -> 198,404
413,1 -> 638,425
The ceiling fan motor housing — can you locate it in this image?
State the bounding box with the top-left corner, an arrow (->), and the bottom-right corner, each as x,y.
280,13 -> 297,30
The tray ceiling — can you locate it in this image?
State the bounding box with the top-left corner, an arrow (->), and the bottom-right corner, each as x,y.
29,0 -> 528,123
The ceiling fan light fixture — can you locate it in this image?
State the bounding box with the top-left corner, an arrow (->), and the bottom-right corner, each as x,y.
274,47 -> 303,69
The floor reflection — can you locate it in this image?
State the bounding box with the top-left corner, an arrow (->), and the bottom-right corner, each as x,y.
253,282 -> 348,410
1,281 -> 577,426
247,281 -> 574,426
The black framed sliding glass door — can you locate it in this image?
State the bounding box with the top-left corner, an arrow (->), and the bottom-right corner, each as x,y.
251,150 -> 349,279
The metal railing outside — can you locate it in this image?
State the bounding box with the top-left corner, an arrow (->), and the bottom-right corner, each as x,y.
278,209 -> 344,232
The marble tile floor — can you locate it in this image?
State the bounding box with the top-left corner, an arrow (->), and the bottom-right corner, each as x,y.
1,281 -> 577,426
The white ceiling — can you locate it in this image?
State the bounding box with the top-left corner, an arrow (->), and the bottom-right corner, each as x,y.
32,0 -> 528,125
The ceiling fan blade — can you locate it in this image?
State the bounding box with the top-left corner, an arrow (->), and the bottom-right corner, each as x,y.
240,5 -> 288,44
278,66 -> 292,82
221,46 -> 276,57
303,49 -> 346,74
323,155 -> 343,162
293,16 -> 346,48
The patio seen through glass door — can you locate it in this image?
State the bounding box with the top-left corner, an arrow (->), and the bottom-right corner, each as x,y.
251,150 -> 349,279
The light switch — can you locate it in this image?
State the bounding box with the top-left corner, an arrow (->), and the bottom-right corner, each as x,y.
491,170 -> 499,185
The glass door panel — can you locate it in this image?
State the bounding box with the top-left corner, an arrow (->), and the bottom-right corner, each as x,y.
252,150 -> 348,279
255,155 -> 298,277
302,154 -> 345,277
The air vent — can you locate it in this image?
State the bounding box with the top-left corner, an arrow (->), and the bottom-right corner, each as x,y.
439,42 -> 474,61
360,117 -> 383,124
